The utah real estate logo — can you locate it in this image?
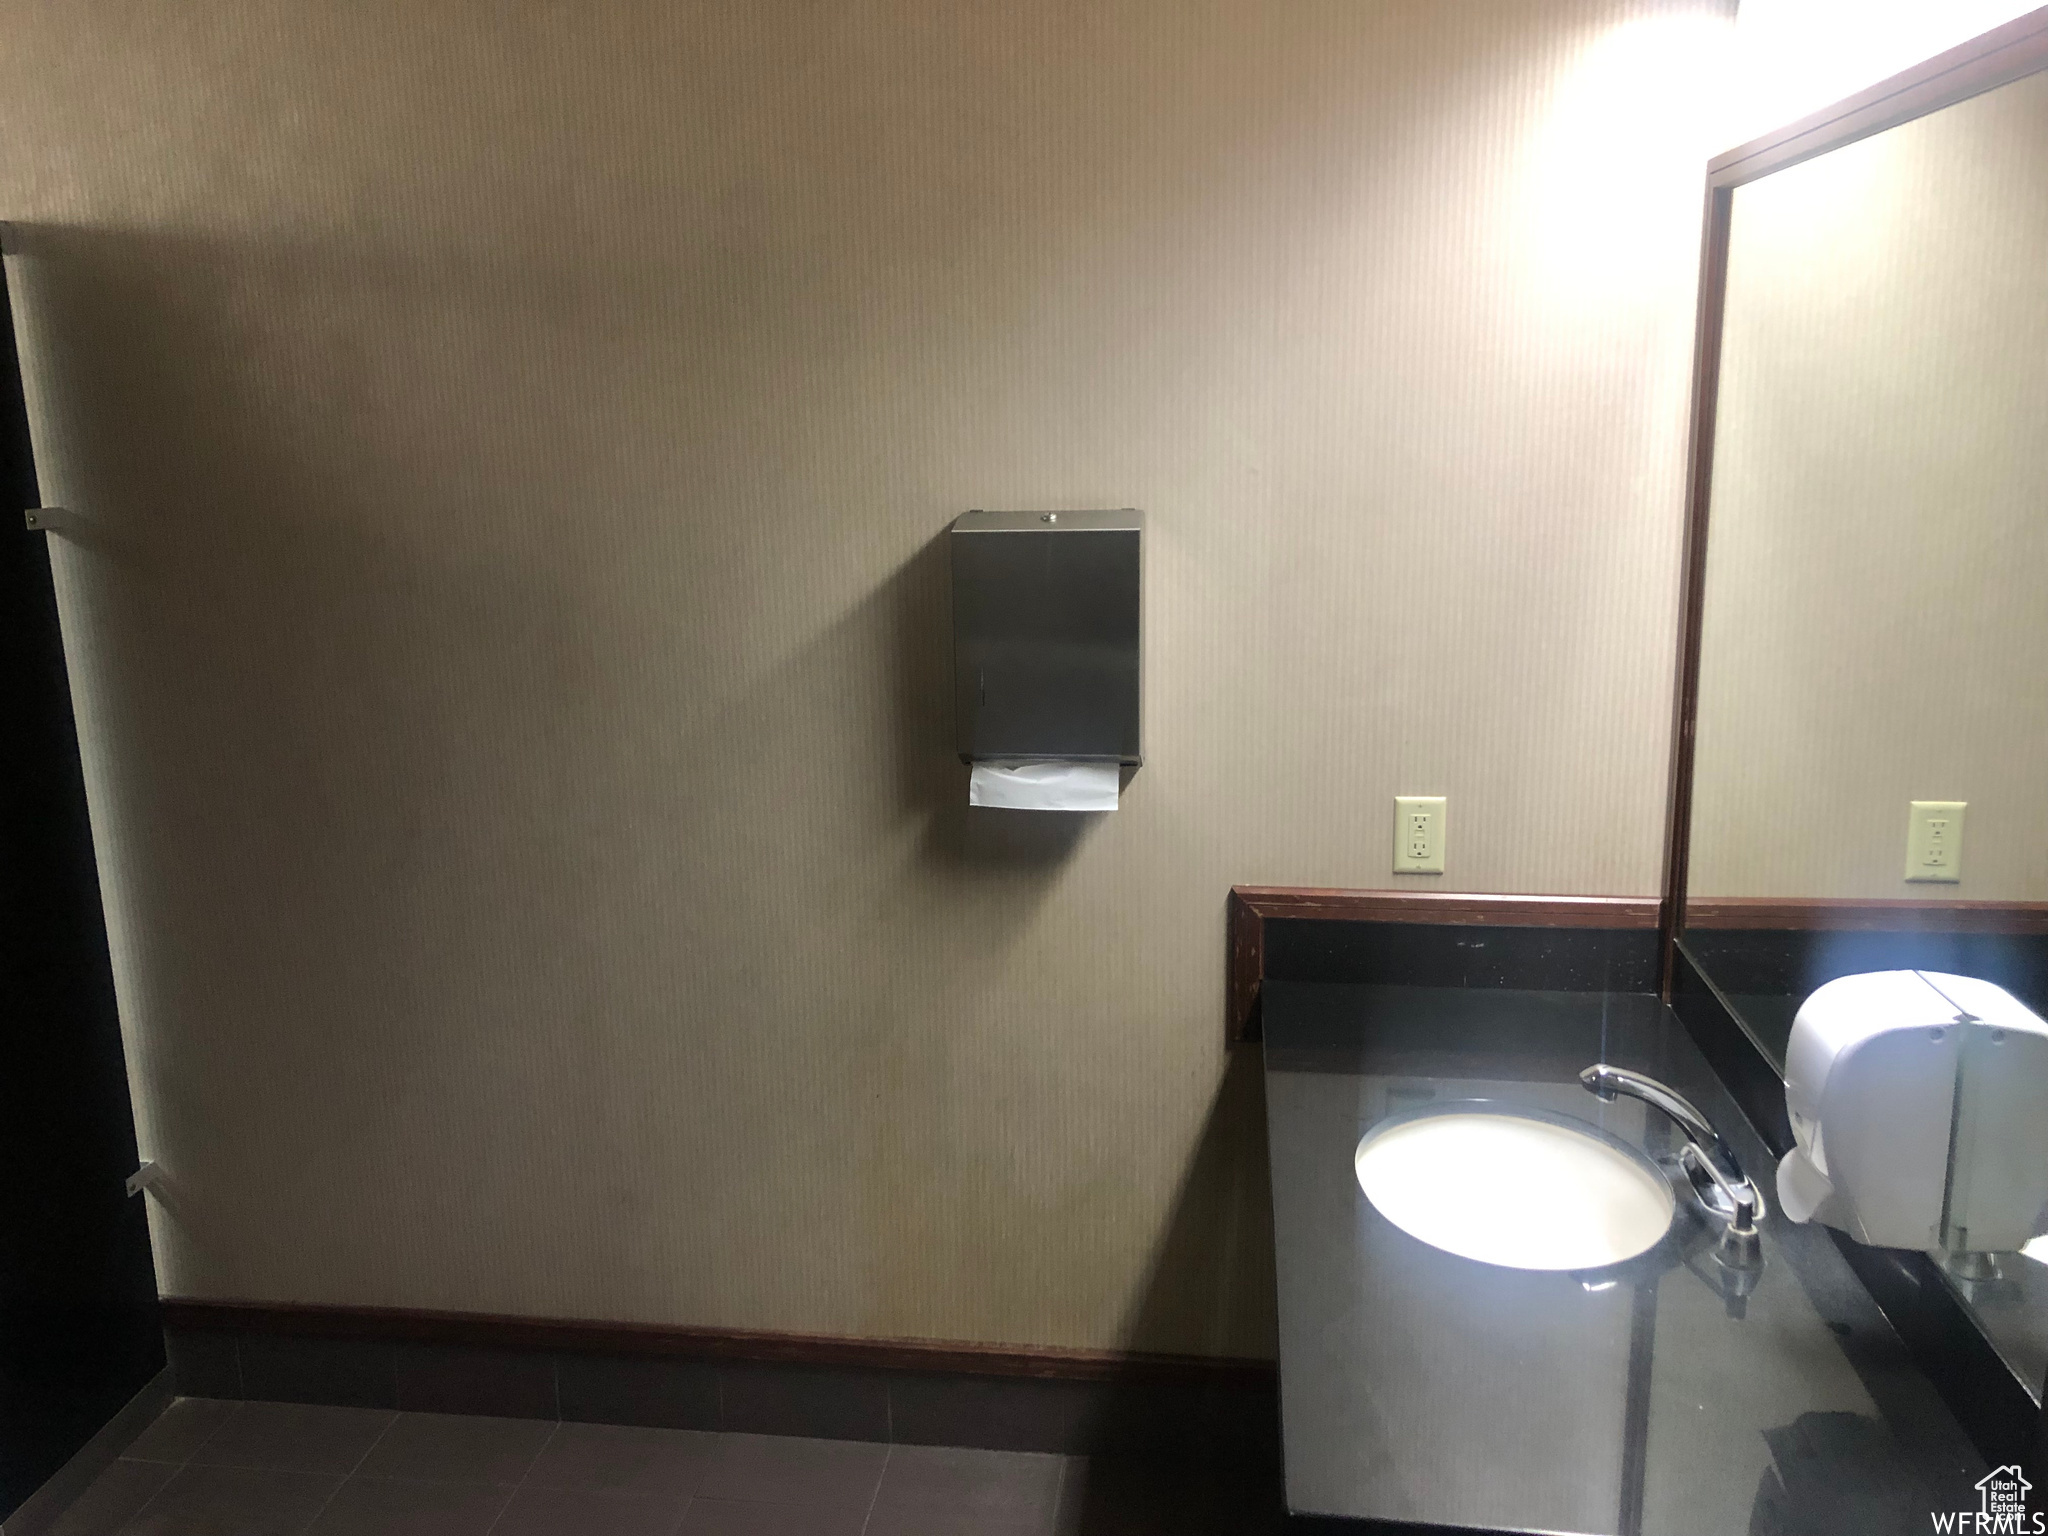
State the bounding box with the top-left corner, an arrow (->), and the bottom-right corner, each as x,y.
1934,1466 -> 2039,1533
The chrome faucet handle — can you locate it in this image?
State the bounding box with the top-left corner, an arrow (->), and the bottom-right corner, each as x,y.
1580,1064 -> 1764,1264
1677,1142 -> 1763,1236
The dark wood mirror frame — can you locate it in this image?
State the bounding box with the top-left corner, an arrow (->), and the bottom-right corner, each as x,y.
1657,4 -> 2048,987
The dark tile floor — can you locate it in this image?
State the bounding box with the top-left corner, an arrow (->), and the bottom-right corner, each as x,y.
46,1399 -> 1289,1535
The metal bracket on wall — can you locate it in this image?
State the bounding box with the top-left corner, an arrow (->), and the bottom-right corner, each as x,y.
23,506 -> 70,533
125,1161 -> 163,1199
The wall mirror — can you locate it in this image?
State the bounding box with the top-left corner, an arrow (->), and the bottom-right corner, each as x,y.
1663,8 -> 2048,1428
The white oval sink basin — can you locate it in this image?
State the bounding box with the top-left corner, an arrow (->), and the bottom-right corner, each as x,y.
1355,1105 -> 1676,1271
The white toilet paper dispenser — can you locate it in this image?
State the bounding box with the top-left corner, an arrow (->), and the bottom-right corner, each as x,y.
1777,970 -> 2048,1254
951,510 -> 1142,809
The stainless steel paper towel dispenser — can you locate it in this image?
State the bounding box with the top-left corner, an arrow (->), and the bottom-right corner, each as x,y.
952,509 -> 1143,766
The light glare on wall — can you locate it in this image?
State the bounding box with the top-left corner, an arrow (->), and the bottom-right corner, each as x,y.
1525,2 -> 2043,305
1530,14 -> 1731,299
1726,0 -> 2044,146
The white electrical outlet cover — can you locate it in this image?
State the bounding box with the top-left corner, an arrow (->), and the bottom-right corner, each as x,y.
1395,796 -> 1446,875
1905,800 -> 1966,884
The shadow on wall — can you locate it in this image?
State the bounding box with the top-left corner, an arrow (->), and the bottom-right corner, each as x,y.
1056,1048 -> 1283,1527
1124,1046 -> 1275,1361
5,218 -> 1267,1360
5,223 -> 631,1287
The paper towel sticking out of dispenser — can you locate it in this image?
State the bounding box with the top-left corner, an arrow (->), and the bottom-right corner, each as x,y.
952,510 -> 1142,809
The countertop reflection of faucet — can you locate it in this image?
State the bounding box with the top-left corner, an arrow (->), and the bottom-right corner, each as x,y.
1582,1064 -> 1765,1273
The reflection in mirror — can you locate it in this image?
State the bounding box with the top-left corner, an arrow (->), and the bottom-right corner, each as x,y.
1677,65 -> 2048,1394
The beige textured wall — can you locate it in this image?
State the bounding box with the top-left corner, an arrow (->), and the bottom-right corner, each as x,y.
0,0 -> 1721,1355
1690,69 -> 2048,903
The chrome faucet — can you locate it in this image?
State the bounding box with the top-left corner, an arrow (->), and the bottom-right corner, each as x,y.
1581,1064 -> 1764,1266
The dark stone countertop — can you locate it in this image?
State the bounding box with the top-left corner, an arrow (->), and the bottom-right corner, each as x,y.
1262,981 -> 1988,1534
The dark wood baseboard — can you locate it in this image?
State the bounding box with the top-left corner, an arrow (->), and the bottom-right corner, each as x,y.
1227,887 -> 1662,1044
1683,897 -> 2048,934
159,1299 -> 1275,1390
160,1299 -> 1281,1453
